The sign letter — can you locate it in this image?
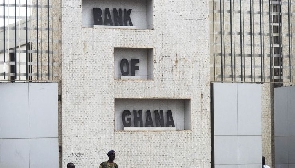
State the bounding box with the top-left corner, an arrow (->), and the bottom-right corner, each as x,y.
122,110 -> 131,127
113,8 -> 123,26
166,110 -> 175,127
145,110 -> 154,127
120,59 -> 129,76
133,110 -> 143,127
131,59 -> 139,76
93,8 -> 103,25
154,110 -> 164,127
124,9 -> 133,26
104,8 -> 113,25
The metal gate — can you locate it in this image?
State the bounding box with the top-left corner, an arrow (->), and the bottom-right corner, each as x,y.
0,83 -> 58,168
210,0 -> 295,84
274,86 -> 295,167
212,83 -> 262,167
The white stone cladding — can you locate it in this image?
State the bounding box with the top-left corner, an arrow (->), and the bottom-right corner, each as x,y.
62,0 -> 210,167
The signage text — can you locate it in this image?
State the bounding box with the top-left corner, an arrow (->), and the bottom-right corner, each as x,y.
93,8 -> 133,26
122,110 -> 175,127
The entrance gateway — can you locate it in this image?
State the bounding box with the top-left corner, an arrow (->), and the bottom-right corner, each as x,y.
0,83 -> 58,167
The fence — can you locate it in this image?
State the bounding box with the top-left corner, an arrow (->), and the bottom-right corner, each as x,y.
210,0 -> 295,84
0,0 -> 60,82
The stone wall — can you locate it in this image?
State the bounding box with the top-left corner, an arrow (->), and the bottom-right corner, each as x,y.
61,0 -> 210,167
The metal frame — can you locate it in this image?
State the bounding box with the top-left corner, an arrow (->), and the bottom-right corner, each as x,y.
210,0 -> 294,84
0,0 -> 57,82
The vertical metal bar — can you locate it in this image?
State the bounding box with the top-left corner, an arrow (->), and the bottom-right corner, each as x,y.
288,0 -> 293,82
233,0 -> 236,81
37,0 -> 39,80
243,0 -> 246,82
252,0 -> 256,81
250,0 -> 253,81
269,0 -> 273,82
18,0 -> 20,80
242,0 -> 246,82
260,0 -> 263,82
240,0 -> 243,81
3,0 -> 6,79
14,0 -> 17,80
26,0 -> 28,80
29,43 -> 32,81
230,0 -> 233,81
48,0 -> 50,80
262,0 -> 266,82
213,0 -> 216,81
220,0 -> 224,81
288,0 -> 291,82
280,0 -> 282,83
40,0 -> 43,80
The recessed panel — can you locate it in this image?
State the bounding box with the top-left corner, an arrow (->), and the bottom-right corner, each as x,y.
237,136 -> 262,164
0,139 -> 30,167
275,136 -> 289,164
114,48 -> 153,80
237,84 -> 261,136
115,99 -> 190,131
288,137 -> 295,164
82,0 -> 153,29
29,138 -> 59,168
213,83 -> 238,135
0,83 -> 30,138
214,135 -> 238,165
274,87 -> 289,137
287,87 -> 295,136
29,83 -> 58,138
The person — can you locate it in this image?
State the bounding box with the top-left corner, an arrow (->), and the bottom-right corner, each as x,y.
67,162 -> 75,168
99,150 -> 118,168
262,156 -> 271,168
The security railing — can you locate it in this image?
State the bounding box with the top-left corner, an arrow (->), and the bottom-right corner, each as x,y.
0,0 -> 60,82
210,0 -> 295,84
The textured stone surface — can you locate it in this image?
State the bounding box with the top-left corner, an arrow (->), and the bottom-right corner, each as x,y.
261,83 -> 273,167
62,0 -> 210,167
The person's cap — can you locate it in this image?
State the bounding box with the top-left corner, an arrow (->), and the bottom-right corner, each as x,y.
107,150 -> 115,156
67,162 -> 75,168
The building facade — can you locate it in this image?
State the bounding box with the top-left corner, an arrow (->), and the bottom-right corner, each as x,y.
1,0 -> 295,167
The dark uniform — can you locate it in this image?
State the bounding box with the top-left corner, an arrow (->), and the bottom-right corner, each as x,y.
99,161 -> 118,168
99,150 -> 118,168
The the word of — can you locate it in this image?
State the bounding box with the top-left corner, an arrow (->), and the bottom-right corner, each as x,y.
122,110 -> 175,127
120,59 -> 139,76
93,8 -> 133,26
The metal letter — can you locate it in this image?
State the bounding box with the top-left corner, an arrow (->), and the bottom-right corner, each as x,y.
120,59 -> 129,76
131,59 -> 139,76
124,9 -> 133,26
113,8 -> 123,26
104,8 -> 113,25
145,110 -> 154,127
166,110 -> 175,127
93,8 -> 103,25
133,110 -> 143,127
154,110 -> 164,127
122,110 -> 131,127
